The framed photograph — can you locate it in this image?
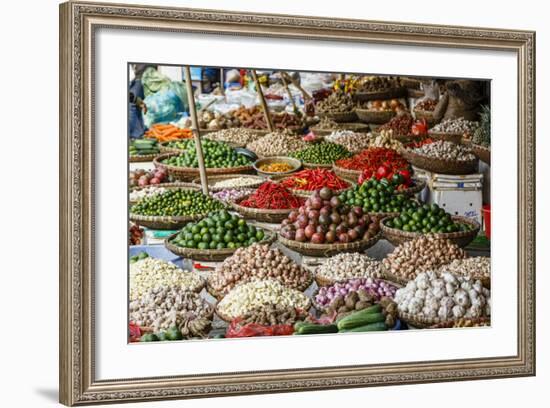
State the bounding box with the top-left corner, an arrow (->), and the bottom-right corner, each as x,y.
59,1 -> 535,405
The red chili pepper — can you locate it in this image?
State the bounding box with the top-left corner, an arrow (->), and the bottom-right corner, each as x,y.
280,169 -> 349,191
411,119 -> 428,136
240,182 -> 304,209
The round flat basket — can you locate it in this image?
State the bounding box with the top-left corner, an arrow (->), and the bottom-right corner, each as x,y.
129,182 -> 200,206
160,140 -> 244,154
332,165 -> 361,182
215,297 -> 312,323
253,156 -> 302,177
398,311 -> 451,329
164,229 -> 276,262
129,153 -> 159,163
154,153 -> 254,181
129,212 -> 204,231
229,195 -> 299,224
191,174 -> 265,192
400,148 -> 479,175
428,130 -> 463,144
381,267 -> 410,287
319,111 -> 358,123
352,88 -> 406,102
380,215 -> 480,248
277,232 -> 380,257
355,108 -> 396,124
470,144 -> 491,164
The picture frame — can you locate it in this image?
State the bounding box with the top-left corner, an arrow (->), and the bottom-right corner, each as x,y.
59,1 -> 536,405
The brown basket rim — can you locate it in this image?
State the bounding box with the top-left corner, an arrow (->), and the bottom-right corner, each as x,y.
277,231 -> 381,256
276,176 -> 354,198
154,152 -> 254,175
354,108 -> 397,124
332,164 -> 362,179
231,194 -> 300,214
164,229 -> 276,260
398,311 -> 451,328
429,317 -> 491,329
319,111 -> 358,123
352,87 -> 407,101
129,153 -> 160,162
191,174 -> 266,192
400,148 -> 478,174
381,267 -> 411,286
380,215 -> 481,241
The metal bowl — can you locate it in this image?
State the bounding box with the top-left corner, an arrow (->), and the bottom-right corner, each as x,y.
253,156 -> 302,177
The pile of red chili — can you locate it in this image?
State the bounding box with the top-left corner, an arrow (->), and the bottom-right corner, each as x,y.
336,147 -> 409,172
280,168 -> 349,191
239,182 -> 304,209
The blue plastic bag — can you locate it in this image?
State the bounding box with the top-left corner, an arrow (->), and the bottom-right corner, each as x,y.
143,88 -> 184,128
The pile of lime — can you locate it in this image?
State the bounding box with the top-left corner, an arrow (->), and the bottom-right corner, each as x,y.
130,189 -> 224,217
339,178 -> 417,213
161,139 -> 251,168
384,203 -> 473,233
290,142 -> 351,165
171,210 -> 266,250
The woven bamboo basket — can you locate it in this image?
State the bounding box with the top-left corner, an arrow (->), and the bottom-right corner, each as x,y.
206,272 -> 314,302
352,88 -> 406,102
229,195 -> 301,224
215,297 -> 312,323
159,140 -> 245,154
355,108 -> 396,124
311,278 -> 401,313
191,174 -> 265,192
427,130 -> 463,144
399,179 -> 427,196
128,212 -> 204,231
200,128 -> 271,137
129,153 -> 160,163
301,162 -> 334,169
164,229 -> 276,262
429,317 -> 491,329
380,215 -> 481,248
153,153 -> 255,181
319,111 -> 358,123
277,232 -> 381,257
398,311 -> 452,329
253,156 -> 302,177
332,165 -> 361,182
277,178 -> 354,198
381,267 -> 411,286
129,182 -> 200,206
470,144 -> 491,164
413,109 -> 437,126
400,148 -> 479,175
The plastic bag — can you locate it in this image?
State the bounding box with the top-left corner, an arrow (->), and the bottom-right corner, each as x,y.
141,66 -> 171,97
225,318 -> 294,338
143,88 -> 185,128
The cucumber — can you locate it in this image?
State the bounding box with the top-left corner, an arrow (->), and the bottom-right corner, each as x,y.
337,308 -> 385,331
295,323 -> 338,335
134,139 -> 157,148
340,322 -> 388,333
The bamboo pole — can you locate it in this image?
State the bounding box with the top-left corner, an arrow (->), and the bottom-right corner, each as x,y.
251,70 -> 275,132
281,71 -> 311,101
183,66 -> 209,195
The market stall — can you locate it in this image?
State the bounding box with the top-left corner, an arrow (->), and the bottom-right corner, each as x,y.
128,66 -> 491,342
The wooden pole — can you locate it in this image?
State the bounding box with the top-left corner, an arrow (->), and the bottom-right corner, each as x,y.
281,71 -> 311,101
183,66 -> 209,195
251,70 -> 275,132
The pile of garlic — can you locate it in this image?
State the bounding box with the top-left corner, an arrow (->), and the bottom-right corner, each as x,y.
394,270 -> 490,321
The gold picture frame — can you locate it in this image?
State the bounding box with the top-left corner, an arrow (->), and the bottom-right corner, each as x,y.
59,1 -> 536,405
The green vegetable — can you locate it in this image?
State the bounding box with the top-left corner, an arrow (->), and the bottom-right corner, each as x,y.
162,139 -> 251,168
171,210 -> 265,250
140,333 -> 160,342
290,142 -> 351,164
165,326 -> 184,341
295,323 -> 338,335
384,203 -> 471,233
336,306 -> 384,331
340,178 -> 418,214
130,139 -> 160,156
340,322 -> 388,332
130,189 -> 224,217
